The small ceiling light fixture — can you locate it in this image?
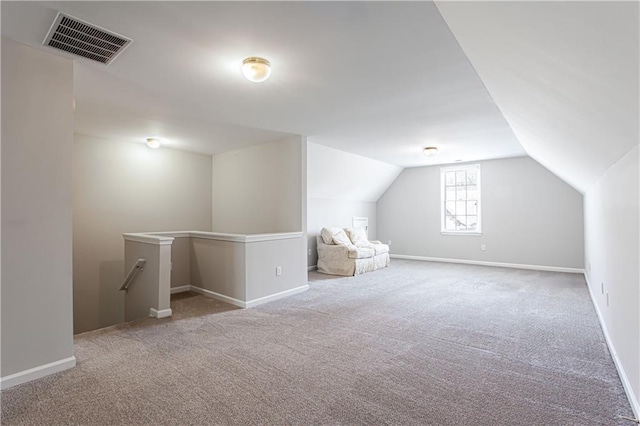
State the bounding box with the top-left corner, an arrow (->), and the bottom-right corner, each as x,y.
241,57 -> 271,82
423,146 -> 438,156
146,138 -> 160,149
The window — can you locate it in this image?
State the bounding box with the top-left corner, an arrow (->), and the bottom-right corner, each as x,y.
441,164 -> 481,234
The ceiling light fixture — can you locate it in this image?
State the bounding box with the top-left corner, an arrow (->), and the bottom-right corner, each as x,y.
146,138 -> 160,149
241,57 -> 271,82
423,146 -> 438,156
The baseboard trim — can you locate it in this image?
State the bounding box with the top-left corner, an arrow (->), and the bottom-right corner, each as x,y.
584,274 -> 640,418
245,285 -> 309,308
189,285 -> 246,308
308,265 -> 317,271
170,285 -> 191,294
149,308 -> 172,318
390,254 -> 584,274
180,284 -> 309,309
0,356 -> 76,390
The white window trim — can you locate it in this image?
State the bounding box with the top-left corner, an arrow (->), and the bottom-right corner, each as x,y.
440,163 -> 482,235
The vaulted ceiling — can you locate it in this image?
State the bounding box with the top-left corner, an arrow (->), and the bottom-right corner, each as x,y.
1,1 -> 638,194
436,1 -> 639,193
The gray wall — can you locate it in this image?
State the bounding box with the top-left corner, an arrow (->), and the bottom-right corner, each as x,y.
584,145 -> 639,411
213,137 -> 304,234
245,237 -> 307,301
123,240 -> 172,322
377,156 -> 584,268
73,134 -> 212,333
190,238 -> 247,301
1,40 -> 75,377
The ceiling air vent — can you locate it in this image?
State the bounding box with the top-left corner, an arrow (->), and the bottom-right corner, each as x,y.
43,12 -> 132,65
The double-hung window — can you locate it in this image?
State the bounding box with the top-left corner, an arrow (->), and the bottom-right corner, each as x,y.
441,164 -> 481,234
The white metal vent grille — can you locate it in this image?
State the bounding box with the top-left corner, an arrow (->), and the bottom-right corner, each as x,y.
43,12 -> 132,65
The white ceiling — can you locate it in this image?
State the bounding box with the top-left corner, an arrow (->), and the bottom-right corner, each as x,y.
436,1 -> 639,193
0,1 -> 525,166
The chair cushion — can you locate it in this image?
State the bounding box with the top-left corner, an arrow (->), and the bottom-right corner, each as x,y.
346,228 -> 369,246
320,228 -> 333,244
348,247 -> 375,259
332,229 -> 353,246
320,227 -> 352,246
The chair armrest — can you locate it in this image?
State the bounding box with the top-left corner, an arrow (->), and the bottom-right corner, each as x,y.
369,240 -> 382,245
317,243 -> 350,255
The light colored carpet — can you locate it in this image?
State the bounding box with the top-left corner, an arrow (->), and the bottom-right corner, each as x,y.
1,259 -> 634,425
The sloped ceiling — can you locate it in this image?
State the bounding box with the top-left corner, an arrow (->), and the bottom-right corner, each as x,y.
436,1 -> 639,193
307,142 -> 402,203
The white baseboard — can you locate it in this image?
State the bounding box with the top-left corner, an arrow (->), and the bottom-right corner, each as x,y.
149,308 -> 172,318
390,254 -> 584,274
183,284 -> 309,309
170,285 -> 191,294
0,356 -> 76,390
245,285 -> 309,308
584,275 -> 640,418
189,285 -> 246,308
308,265 -> 317,271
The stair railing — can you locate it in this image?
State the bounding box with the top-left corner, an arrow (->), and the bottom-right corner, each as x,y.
119,259 -> 146,292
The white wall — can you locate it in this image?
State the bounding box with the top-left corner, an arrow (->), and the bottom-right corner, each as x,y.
1,40 -> 75,383
584,145 -> 639,414
307,142 -> 402,267
213,137 -> 304,234
73,134 -> 212,333
377,156 -> 584,269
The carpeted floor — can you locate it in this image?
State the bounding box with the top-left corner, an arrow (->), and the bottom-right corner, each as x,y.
1,260 -> 634,425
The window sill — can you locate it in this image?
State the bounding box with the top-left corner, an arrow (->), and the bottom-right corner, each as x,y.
441,231 -> 483,237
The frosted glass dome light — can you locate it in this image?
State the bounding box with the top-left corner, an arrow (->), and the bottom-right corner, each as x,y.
146,138 -> 160,149
241,57 -> 271,82
423,146 -> 438,156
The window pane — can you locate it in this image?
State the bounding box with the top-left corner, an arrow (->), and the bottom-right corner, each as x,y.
467,216 -> 477,230
446,187 -> 456,202
445,215 -> 456,230
445,201 -> 456,215
467,186 -> 477,201
456,201 -> 466,215
456,187 -> 466,200
456,218 -> 467,230
467,201 -> 477,215
467,171 -> 478,185
445,172 -> 456,186
456,171 -> 466,186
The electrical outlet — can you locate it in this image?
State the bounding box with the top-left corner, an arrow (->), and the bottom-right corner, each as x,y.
388,240 -> 392,245
601,282 -> 604,294
308,249 -> 312,256
606,291 -> 609,307
480,244 -> 486,251
276,266 -> 282,276
588,261 -> 592,272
